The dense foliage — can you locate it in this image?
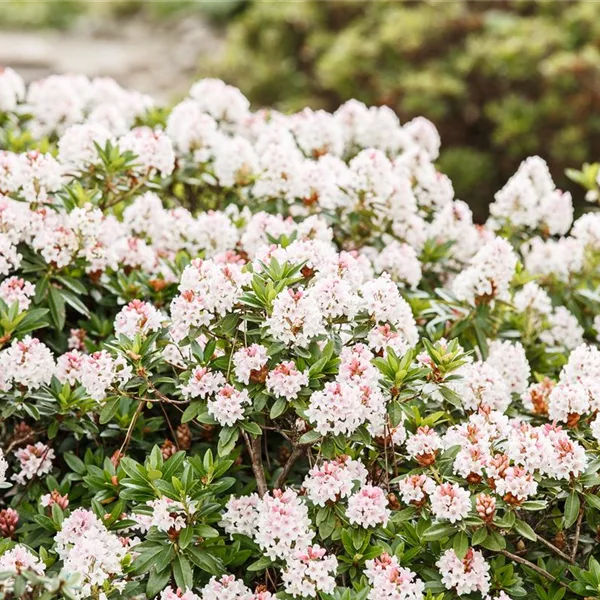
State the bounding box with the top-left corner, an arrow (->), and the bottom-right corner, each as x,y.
207,0 -> 600,216
1,66 -> 600,600
0,0 -> 243,30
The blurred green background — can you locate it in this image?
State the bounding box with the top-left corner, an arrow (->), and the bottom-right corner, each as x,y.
2,0 -> 599,220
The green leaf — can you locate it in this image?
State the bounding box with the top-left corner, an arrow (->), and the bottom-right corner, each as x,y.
187,547 -> 224,576
217,426 -> 239,457
453,531 -> 469,559
99,397 -> 121,424
48,286 -> 66,331
60,289 -> 90,317
422,522 -> 456,541
247,556 -> 274,572
240,421 -> 262,436
146,567 -> 171,600
179,526 -> 194,550
585,493 -> 600,511
471,527 -> 488,547
63,453 -> 86,475
479,529 -> 506,551
181,402 -> 200,424
270,398 -> 287,419
514,519 -> 537,542
173,555 -> 193,591
564,491 -> 580,529
298,429 -> 321,445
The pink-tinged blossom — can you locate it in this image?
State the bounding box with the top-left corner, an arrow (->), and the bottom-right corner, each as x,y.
265,361 -> 308,401
15,151 -> 63,205
221,494 -> 260,538
201,574 -> 254,600
347,485 -> 390,528
119,126 -> 175,177
430,483 -> 471,523
486,340 -> 530,395
489,156 -> 572,235
180,366 -> 225,400
522,236 -> 584,283
144,497 -> 194,533
548,381 -> 590,424
0,277 -> 35,312
0,336 -> 54,392
0,234 -> 21,276
282,545 -> 338,598
254,489 -> 313,561
406,426 -> 442,466
32,223 -> 79,268
452,362 -> 512,413
114,299 -> 163,338
56,350 -> 86,386
40,490 -> 69,510
266,288 -> 326,348
158,587 -> 201,600
452,237 -> 517,305
452,444 -> 490,481
0,545 -> 45,592
397,474 -> 436,506
493,466 -> 537,504
364,553 -> 425,600
208,385 -> 251,427
303,456 -> 368,506
58,123 -> 114,170
166,100 -> 220,158
359,274 -> 418,350
79,350 -> 132,402
305,381 -> 367,436
55,508 -> 127,597
0,67 -> 25,112
436,548 -> 490,596
374,241 -> 422,289
338,344 -> 380,387
541,425 -> 587,480
188,79 -> 250,127
12,442 -> 55,485
233,344 -> 269,384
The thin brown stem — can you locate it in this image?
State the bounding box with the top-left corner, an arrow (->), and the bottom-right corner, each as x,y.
119,401 -> 144,456
571,507 -> 585,561
160,403 -> 179,450
274,445 -> 306,490
535,534 -> 574,564
242,431 -> 268,498
499,550 -> 567,587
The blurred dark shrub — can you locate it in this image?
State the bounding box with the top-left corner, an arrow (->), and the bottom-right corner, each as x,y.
206,0 -> 600,219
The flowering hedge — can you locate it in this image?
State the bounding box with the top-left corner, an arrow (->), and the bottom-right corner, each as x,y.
0,66 -> 600,600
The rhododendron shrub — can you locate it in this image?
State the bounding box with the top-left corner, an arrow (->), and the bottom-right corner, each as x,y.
1,67 -> 600,600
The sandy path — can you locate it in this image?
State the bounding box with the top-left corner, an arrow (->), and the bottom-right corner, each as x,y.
0,15 -> 223,102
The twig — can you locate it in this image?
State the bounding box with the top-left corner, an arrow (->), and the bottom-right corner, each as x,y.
535,534 -> 575,564
242,431 -> 268,497
571,507 -> 585,561
159,403 -> 179,450
499,550 -> 567,587
119,401 -> 144,456
274,444 -> 306,490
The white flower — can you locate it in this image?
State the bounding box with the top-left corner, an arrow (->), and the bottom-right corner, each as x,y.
430,483 -> 471,523
437,548 -> 490,596
346,485 -> 390,528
